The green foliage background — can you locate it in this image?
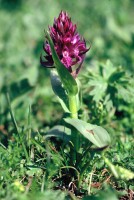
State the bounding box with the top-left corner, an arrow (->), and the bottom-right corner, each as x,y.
0,0 -> 134,199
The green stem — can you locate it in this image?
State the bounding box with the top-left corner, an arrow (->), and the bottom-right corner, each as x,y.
68,95 -> 78,119
6,93 -> 30,163
28,105 -> 31,156
68,95 -> 79,164
21,127 -> 30,163
0,142 -> 7,150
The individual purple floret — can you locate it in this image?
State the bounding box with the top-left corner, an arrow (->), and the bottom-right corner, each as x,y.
41,11 -> 89,77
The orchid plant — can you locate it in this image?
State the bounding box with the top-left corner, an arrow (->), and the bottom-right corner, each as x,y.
40,11 -> 112,187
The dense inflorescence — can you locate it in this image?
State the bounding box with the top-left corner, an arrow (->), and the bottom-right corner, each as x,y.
41,11 -> 89,77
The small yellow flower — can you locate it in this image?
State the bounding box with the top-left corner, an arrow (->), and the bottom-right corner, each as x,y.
13,180 -> 25,192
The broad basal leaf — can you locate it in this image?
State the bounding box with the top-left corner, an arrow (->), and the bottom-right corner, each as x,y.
64,118 -> 111,148
44,125 -> 71,143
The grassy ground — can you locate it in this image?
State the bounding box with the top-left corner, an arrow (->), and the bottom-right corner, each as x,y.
0,0 -> 134,199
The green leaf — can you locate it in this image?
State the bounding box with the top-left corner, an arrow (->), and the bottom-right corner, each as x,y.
100,60 -> 115,80
44,125 -> 71,143
103,157 -> 134,180
2,78 -> 34,102
50,70 -> 70,112
50,70 -> 81,112
89,79 -> 107,102
108,70 -> 125,84
76,78 -> 82,110
64,118 -> 111,148
45,31 -> 78,96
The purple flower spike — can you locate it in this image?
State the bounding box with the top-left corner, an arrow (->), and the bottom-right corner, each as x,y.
41,11 -> 89,77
